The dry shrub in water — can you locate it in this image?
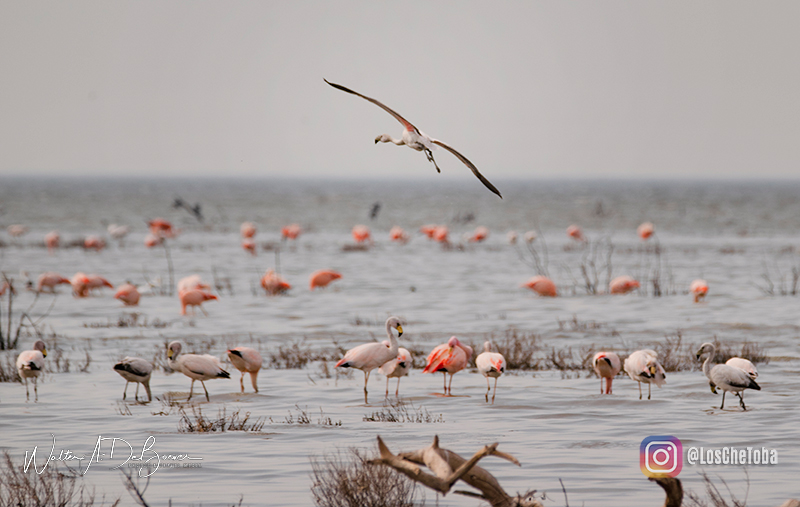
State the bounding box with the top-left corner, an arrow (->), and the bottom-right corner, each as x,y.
651,332 -> 769,373
363,400 -> 443,424
0,450 -> 119,507
178,406 -> 265,433
491,329 -> 543,370
310,448 -> 423,507
0,353 -> 20,382
269,339 -> 333,369
685,471 -> 748,507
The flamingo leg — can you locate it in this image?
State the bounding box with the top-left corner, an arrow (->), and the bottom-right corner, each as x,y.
385,377 -> 390,397
395,378 -> 401,397
363,371 -> 370,403
491,377 -> 498,404
737,392 -> 747,410
134,383 -> 140,401
485,376 -> 491,402
720,391 -> 726,409
638,381 -> 642,400
24,378 -> 30,401
240,372 -> 245,393
442,372 -> 447,395
201,380 -> 210,402
600,377 -> 603,394
34,378 -> 38,402
188,379 -> 195,401
123,381 -> 129,400
647,382 -> 651,400
424,148 -> 441,173
250,372 -> 258,393
200,305 -> 209,317
447,373 -> 454,396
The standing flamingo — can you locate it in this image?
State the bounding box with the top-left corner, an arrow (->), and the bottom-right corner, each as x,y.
566,225 -> 584,241
36,272 -> 71,293
378,344 -> 412,397
179,289 -> 218,316
227,347 -> 263,393
309,269 -> 342,291
592,352 -> 621,394
420,224 -> 438,239
44,230 -> 60,253
469,226 -> 490,243
84,235 -> 106,251
86,274 -> 114,294
389,226 -> 410,243
423,336 -> 473,396
690,279 -> 708,302
261,269 -> 291,295
476,341 -> 505,403
281,223 -> 302,240
242,239 -> 257,256
352,225 -> 372,243
114,283 -> 141,306
696,342 -> 760,410
637,222 -> 655,240
324,79 -> 501,198
609,275 -> 640,294
113,357 -> 153,402
167,342 -> 230,401
17,340 -> 47,402
70,272 -> 92,297
177,274 -> 211,293
240,221 -> 257,238
624,350 -> 666,400
521,276 -> 557,297
335,316 -> 404,403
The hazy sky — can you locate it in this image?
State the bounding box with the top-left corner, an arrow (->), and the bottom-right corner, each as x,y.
1,2 -> 799,180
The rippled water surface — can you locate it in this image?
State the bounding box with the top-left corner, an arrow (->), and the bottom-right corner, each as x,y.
0,177 -> 799,506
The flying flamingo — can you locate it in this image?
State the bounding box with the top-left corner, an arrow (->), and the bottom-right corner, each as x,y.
609,275 -> 640,294
696,342 -> 760,410
352,225 -> 372,243
44,230 -> 60,253
378,343 -> 412,397
335,316 -> 404,403
179,289 -> 218,316
592,352 -> 621,394
167,341 -> 230,402
423,336 -> 473,396
227,347 -> 263,393
114,283 -> 141,306
469,226 -> 490,243
637,222 -> 655,240
309,269 -> 342,291
281,223 -> 302,240
261,269 -> 291,295
324,79 -> 501,198
17,340 -> 47,402
690,279 -> 708,302
566,225 -> 584,241
240,221 -> 257,238
521,275 -> 557,297
113,357 -> 153,402
389,226 -> 409,243
36,272 -> 71,293
476,341 -> 505,404
624,350 -> 666,400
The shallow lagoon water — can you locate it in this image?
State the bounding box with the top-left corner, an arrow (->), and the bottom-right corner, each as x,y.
0,177 -> 799,505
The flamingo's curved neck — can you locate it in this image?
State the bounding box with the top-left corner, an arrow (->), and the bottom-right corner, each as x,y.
702,346 -> 715,378
378,135 -> 405,146
385,321 -> 399,355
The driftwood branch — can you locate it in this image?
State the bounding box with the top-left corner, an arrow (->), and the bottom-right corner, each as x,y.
369,435 -> 542,507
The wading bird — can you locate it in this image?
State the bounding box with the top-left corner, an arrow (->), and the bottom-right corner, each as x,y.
335,316 -> 404,403
690,279 -> 708,302
179,289 -> 217,316
114,283 -> 141,306
36,272 -> 71,293
17,340 -> 47,402
227,347 -> 263,393
113,357 -> 153,402
309,269 -> 342,291
476,341 -> 505,403
324,79 -> 501,198
423,336 -> 473,396
167,341 -> 230,401
696,342 -> 760,410
726,357 -> 758,379
610,275 -> 640,294
521,275 -> 557,297
592,351 -> 621,394
378,343 -> 412,397
624,349 -> 666,400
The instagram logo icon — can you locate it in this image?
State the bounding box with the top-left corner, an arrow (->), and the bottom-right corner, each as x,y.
640,436 -> 683,477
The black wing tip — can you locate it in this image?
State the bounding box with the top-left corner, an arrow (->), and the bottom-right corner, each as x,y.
219,370 -> 231,379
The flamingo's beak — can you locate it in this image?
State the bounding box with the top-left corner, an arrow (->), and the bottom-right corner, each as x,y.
396,325 -> 403,337
42,348 -> 47,358
649,365 -> 657,376
167,349 -> 174,359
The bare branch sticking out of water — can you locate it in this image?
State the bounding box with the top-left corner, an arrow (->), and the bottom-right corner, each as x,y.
310,447 -> 423,507
363,400 -> 444,424
685,470 -> 749,507
177,405 -> 266,433
0,353 -> 20,382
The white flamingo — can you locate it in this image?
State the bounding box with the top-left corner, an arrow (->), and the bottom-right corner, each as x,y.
324,79 -> 502,198
113,357 -> 153,402
624,349 -> 666,400
726,357 -> 758,379
167,341 -> 230,402
378,343 -> 412,397
16,340 -> 47,402
696,342 -> 760,410
476,341 -> 506,404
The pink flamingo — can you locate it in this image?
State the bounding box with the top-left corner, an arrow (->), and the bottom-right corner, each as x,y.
378,344 -> 412,397
637,222 -> 655,240
242,239 -> 257,256
44,230 -> 60,253
469,226 -> 489,243
335,316 -> 404,403
690,279 -> 708,302
177,274 -> 211,293
227,347 -> 263,393
420,224 -> 438,239
148,218 -> 176,238
309,269 -> 342,291
592,352 -> 621,394
624,350 -> 666,400
86,274 -> 113,294
7,224 -> 29,237
609,275 -> 640,294
566,225 -> 584,241
260,269 -> 291,295
433,225 -> 449,244
70,272 -> 92,297
179,289 -> 218,316
324,79 -> 501,198
107,224 -> 130,243
521,275 -> 557,297
281,223 -> 302,240
423,336 -> 473,396
240,221 -> 257,238
144,233 -> 163,248
476,341 -> 505,404
507,231 -> 518,244
84,235 -> 106,251
114,283 -> 141,306
36,272 -> 71,293
389,226 -> 409,243
352,225 -> 371,243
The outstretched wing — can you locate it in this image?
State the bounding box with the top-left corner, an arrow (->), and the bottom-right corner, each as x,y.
431,139 -> 502,198
324,79 -> 419,134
